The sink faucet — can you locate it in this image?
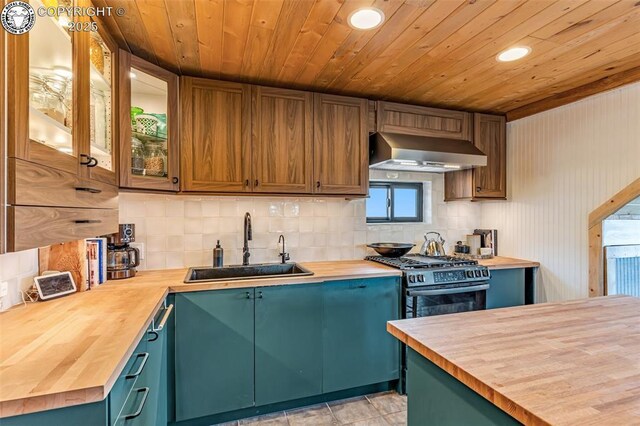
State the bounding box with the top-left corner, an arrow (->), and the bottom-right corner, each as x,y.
278,234 -> 290,264
243,212 -> 252,266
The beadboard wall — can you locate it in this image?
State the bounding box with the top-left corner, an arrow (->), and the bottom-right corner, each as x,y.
119,172 -> 480,270
481,82 -> 640,302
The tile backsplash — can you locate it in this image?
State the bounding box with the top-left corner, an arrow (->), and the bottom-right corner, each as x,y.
0,249 -> 39,312
120,172 -> 481,270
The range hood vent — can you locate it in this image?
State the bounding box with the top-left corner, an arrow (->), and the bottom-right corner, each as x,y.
369,132 -> 487,173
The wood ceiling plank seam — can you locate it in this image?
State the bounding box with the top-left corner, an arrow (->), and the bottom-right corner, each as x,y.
134,0 -> 181,73
491,47 -> 640,112
505,65 -> 640,121
194,0 -> 225,79
311,0 -> 408,89
476,20 -> 640,110
290,0 -> 377,86
240,0 -> 286,79
392,0 -> 589,102
220,0 -> 254,78
91,0 -> 129,51
326,1 -> 438,91
361,0 -> 499,98
276,0 -> 345,82
257,0 -> 317,82
108,0 -> 159,64
164,0 -> 202,76
339,0 -> 467,94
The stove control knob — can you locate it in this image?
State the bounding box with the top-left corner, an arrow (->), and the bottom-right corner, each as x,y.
466,270 -> 474,278
417,274 -> 425,283
408,275 -> 416,283
474,270 -> 482,278
482,269 -> 489,277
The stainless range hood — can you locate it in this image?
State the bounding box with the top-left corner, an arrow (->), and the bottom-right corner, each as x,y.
369,132 -> 487,172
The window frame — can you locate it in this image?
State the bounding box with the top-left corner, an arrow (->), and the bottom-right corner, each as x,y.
366,181 -> 424,224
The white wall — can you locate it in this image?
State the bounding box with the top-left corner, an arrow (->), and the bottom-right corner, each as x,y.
0,249 -> 39,311
481,82 -> 640,302
119,172 -> 480,270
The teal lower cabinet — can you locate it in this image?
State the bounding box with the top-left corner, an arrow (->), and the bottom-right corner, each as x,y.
406,348 -> 520,425
2,300 -> 171,426
174,289 -> 255,422
255,284 -> 323,405
323,277 -> 401,393
486,269 -> 526,309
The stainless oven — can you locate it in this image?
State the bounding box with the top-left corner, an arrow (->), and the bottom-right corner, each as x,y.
406,281 -> 489,318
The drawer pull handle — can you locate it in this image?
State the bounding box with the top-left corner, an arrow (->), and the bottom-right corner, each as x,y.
152,304 -> 174,332
147,330 -> 159,342
126,352 -> 149,379
75,187 -> 102,194
73,220 -> 102,224
123,387 -> 150,420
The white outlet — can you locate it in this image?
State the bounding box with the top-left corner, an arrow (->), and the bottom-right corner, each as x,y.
0,281 -> 8,298
130,243 -> 145,260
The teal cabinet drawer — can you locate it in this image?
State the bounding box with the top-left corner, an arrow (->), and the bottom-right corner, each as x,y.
113,386 -> 152,426
174,289 -> 255,421
323,278 -> 401,393
0,400 -> 108,426
109,336 -> 148,424
486,269 -> 525,309
255,284 -> 323,405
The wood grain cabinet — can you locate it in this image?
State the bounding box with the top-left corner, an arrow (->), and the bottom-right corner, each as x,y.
5,0 -> 118,251
376,101 -> 471,140
445,113 -> 507,201
119,52 -> 180,192
181,78 -> 251,192
251,87 -> 313,194
313,93 -> 369,195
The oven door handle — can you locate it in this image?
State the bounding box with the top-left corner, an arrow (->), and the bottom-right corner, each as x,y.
407,283 -> 490,297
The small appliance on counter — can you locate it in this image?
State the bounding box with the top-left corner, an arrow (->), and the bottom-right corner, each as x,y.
474,229 -> 498,256
105,224 -> 140,280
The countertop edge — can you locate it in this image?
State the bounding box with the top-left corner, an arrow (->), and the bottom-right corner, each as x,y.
387,321 -> 551,426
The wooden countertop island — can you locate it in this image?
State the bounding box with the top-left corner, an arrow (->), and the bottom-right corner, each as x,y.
388,295 -> 640,426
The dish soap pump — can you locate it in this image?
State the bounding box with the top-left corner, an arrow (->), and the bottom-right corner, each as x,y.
213,240 -> 224,267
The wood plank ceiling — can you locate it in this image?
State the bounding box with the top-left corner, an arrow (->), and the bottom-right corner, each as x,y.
94,0 -> 640,120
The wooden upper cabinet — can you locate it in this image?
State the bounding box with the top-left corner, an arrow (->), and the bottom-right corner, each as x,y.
444,113 -> 506,201
252,87 -> 313,194
376,101 -> 471,141
119,51 -> 179,192
181,78 -> 251,192
313,94 -> 368,195
473,113 -> 506,198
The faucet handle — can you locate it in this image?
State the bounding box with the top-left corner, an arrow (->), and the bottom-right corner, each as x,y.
284,253 -> 290,262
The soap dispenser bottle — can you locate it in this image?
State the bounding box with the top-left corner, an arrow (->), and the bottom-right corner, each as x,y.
213,240 -> 224,267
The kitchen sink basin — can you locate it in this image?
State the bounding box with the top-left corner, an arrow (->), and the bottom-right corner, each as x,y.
184,263 -> 314,283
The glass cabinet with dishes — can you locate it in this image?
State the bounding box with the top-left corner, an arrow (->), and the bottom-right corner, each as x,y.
119,51 -> 179,191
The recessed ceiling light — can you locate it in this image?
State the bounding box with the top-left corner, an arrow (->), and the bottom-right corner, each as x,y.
53,66 -> 72,78
496,46 -> 531,62
348,8 -> 385,30
130,72 -> 137,79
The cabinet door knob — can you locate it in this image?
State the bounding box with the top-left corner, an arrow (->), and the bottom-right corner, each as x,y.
316,181 -> 321,189
255,179 -> 259,187
80,154 -> 98,168
476,187 -> 482,192
172,177 -> 179,184
245,179 -> 250,187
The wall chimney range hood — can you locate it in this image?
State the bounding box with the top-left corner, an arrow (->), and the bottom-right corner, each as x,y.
369,132 -> 487,173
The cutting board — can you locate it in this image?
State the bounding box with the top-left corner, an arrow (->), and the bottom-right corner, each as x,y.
39,240 -> 89,292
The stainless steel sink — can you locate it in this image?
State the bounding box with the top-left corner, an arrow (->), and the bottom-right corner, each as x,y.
184,263 -> 314,283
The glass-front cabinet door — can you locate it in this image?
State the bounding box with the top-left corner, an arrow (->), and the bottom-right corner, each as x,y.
119,51 -> 179,191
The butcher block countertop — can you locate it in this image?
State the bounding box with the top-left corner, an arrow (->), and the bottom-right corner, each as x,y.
388,295 -> 640,426
0,260 -> 400,418
476,256 -> 539,270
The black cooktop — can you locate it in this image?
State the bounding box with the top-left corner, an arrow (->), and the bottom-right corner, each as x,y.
366,254 -> 477,270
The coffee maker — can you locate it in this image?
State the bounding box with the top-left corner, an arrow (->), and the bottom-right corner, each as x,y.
105,224 -> 140,280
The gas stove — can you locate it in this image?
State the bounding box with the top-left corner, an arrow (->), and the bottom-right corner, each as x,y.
366,254 -> 490,287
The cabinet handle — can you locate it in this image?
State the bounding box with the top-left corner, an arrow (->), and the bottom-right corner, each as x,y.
152,303 -> 174,332
255,179 -> 259,187
316,181 -> 321,189
172,177 -> 179,185
358,285 -> 367,289
476,187 -> 482,192
126,353 -> 149,379
75,187 -> 102,194
257,291 -> 263,299
147,331 -> 159,342
80,154 -> 98,168
74,220 -> 102,224
246,291 -> 251,299
245,179 -> 250,187
123,387 -> 150,420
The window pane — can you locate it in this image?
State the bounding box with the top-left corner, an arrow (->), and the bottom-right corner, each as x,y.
394,188 -> 418,218
367,187 -> 389,219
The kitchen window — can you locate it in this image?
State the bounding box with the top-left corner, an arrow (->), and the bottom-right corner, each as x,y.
366,182 -> 423,223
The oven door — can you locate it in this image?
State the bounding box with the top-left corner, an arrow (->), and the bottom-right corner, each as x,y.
406,282 -> 489,318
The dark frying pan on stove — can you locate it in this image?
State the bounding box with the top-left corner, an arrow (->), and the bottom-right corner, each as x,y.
367,243 -> 415,258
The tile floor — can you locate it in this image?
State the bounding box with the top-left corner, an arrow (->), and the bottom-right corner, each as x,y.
216,391 -> 407,426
